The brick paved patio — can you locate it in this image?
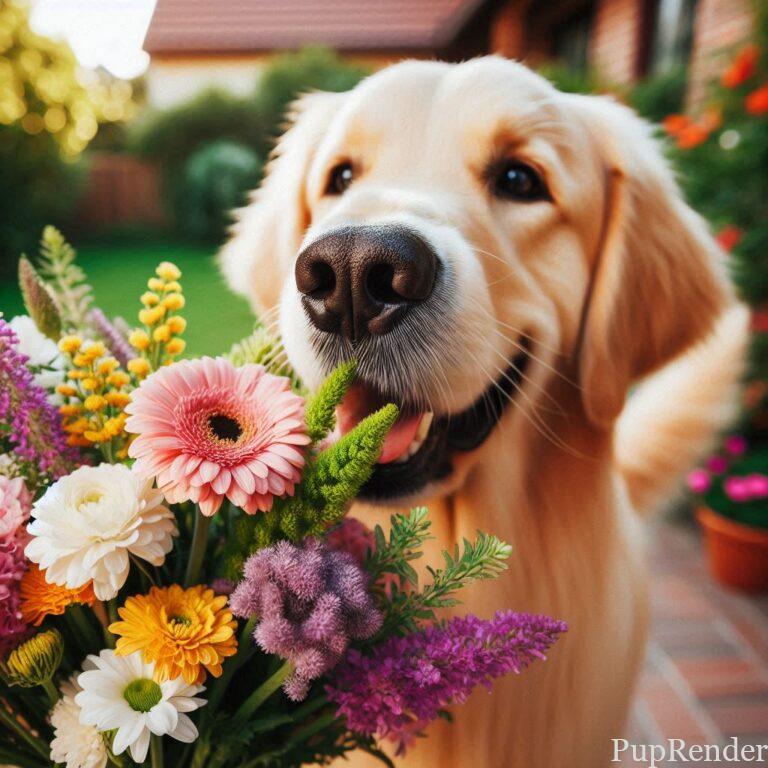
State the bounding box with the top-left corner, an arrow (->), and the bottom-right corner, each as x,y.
621,517 -> 768,766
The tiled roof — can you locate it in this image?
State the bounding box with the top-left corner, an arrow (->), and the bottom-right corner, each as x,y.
144,0 -> 488,54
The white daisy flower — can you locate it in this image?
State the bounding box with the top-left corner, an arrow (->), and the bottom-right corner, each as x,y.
25,464 -> 177,600
9,315 -> 65,392
50,667 -> 108,768
75,649 -> 205,764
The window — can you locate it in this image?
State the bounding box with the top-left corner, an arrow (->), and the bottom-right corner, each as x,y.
648,0 -> 698,75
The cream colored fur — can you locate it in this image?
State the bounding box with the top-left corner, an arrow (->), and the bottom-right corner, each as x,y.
219,57 -> 748,768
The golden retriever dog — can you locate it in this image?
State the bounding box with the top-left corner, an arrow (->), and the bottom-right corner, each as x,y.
220,57 -> 748,768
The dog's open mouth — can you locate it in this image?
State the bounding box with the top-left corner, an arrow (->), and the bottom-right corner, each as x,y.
335,338 -> 531,500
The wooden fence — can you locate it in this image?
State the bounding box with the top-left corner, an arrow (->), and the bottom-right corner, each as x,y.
73,153 -> 167,233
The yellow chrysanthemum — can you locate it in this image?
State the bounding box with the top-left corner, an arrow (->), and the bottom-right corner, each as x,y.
109,585 -> 237,685
20,564 -> 96,626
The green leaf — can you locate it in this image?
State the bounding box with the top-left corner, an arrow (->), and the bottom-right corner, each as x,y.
227,325 -> 304,391
304,359 -> 357,442
34,226 -> 93,332
18,256 -> 61,341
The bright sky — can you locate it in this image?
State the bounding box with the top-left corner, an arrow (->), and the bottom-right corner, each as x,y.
30,0 -> 157,80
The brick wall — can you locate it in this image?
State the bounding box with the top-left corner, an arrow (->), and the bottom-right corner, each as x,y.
688,0 -> 754,107
589,0 -> 643,84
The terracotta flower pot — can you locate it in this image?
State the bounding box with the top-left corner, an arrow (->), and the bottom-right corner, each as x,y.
697,507 -> 768,593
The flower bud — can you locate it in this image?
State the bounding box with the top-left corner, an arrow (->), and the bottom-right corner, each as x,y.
59,335 -> 83,354
148,277 -> 165,292
0,629 -> 63,687
141,291 -> 160,307
165,338 -> 186,356
156,261 -> 181,281
166,316 -> 187,334
127,358 -> 150,377
153,324 -> 171,343
129,329 -> 150,350
162,293 -> 185,311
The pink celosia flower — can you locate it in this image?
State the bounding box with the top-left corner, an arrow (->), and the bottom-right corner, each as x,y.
745,473 -> 768,499
0,476 -> 31,541
686,469 -> 711,495
126,357 -> 309,516
723,476 -> 751,502
706,455 -> 729,474
326,517 -> 375,564
724,435 -> 747,456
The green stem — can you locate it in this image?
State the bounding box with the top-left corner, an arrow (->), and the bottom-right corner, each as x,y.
205,616 -> 257,719
234,660 -> 292,722
184,509 -> 211,587
150,733 -> 164,768
41,678 -> 59,706
0,704 -> 50,760
130,553 -> 158,588
67,603 -> 100,650
102,599 -> 118,649
241,711 -> 337,768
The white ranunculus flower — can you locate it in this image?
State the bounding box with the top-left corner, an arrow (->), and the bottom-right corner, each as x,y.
75,650 -> 205,764
25,464 -> 177,600
50,668 -> 108,768
9,315 -> 65,391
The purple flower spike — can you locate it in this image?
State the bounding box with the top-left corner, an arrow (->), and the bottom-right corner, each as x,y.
0,319 -> 79,483
230,538 -> 382,701
326,610 -> 567,755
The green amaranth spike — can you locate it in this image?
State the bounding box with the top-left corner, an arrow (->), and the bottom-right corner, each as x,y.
225,403 -> 399,556
304,359 -> 357,443
18,256 -> 62,341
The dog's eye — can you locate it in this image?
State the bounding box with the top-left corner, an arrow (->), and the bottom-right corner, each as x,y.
325,162 -> 354,195
491,161 -> 549,202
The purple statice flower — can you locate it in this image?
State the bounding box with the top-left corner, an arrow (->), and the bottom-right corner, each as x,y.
89,308 -> 132,366
0,318 -> 79,482
326,610 -> 567,755
230,538 -> 382,701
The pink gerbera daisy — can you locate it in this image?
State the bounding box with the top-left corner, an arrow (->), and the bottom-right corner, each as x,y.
125,357 -> 309,516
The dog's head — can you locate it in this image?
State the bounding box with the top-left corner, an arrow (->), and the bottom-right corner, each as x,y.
220,56 -> 731,504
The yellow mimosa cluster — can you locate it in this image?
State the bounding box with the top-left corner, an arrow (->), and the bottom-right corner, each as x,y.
128,261 -> 187,373
56,336 -> 132,460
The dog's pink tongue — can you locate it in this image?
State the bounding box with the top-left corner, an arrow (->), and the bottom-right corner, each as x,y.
337,383 -> 422,464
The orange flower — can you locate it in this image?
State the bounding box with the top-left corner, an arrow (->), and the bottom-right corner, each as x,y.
716,225 -> 742,252
662,113 -> 691,137
109,584 -> 238,684
721,44 -> 759,89
20,564 -> 96,626
746,84 -> 768,115
676,122 -> 710,149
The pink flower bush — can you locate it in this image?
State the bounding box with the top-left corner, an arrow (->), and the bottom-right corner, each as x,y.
724,435 -> 748,456
686,469 -> 712,494
723,473 -> 768,503
706,455 -> 729,474
126,357 -> 310,516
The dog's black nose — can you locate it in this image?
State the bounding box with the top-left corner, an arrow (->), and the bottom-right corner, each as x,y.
295,226 -> 438,342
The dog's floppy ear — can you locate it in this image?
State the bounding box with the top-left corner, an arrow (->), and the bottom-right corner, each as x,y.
218,91 -> 346,315
570,95 -> 734,426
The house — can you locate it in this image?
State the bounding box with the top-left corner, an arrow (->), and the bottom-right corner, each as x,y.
143,0 -> 754,108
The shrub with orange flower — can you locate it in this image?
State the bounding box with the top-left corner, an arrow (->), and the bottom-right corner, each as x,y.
721,44 -> 760,88
109,584 -> 237,684
746,83 -> 768,115
20,563 -> 95,626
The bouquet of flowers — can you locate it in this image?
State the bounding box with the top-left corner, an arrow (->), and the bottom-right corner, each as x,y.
0,228 -> 566,768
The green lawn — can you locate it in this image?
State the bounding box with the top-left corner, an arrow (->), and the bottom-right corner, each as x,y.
0,238 -> 257,357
